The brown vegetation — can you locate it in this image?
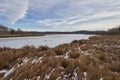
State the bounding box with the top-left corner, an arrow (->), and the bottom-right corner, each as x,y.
107,25 -> 120,35
0,35 -> 120,80
0,25 -> 44,38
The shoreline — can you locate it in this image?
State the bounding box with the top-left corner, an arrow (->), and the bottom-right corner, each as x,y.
0,34 -> 45,38
0,33 -> 94,38
0,35 -> 120,80
0,34 -> 92,49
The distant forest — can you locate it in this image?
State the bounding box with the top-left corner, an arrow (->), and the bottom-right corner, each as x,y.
0,25 -> 44,37
107,25 -> 120,35
0,25 -> 22,34
0,25 -> 120,35
0,25 -> 44,34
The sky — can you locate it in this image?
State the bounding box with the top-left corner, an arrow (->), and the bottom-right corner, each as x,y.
0,0 -> 120,31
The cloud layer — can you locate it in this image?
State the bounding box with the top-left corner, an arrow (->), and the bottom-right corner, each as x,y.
0,0 -> 28,24
0,0 -> 120,31
37,10 -> 120,26
35,0 -> 120,30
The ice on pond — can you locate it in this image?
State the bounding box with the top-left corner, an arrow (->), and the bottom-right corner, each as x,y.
0,34 -> 93,48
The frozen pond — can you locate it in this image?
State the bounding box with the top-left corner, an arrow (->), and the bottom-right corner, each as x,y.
0,34 -> 93,48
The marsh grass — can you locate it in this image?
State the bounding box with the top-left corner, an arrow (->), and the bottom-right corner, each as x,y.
0,35 -> 120,80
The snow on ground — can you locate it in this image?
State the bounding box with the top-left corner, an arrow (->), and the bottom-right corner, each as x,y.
31,57 -> 43,64
56,76 -> 62,80
78,46 -> 93,56
110,45 -> 120,48
82,72 -> 87,80
99,78 -> 104,80
3,67 -> 14,78
0,34 -> 92,48
21,57 -> 29,66
64,50 -> 70,59
55,55 -> 63,58
0,70 -> 7,74
63,73 -> 71,79
37,76 -> 41,80
0,68 -> 15,79
72,68 -> 78,80
45,69 -> 55,79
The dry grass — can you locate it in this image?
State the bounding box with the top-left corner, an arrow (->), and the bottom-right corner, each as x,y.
0,35 -> 120,80
53,44 -> 68,55
69,50 -> 80,59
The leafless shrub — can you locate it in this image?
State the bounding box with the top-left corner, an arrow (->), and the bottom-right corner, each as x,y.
38,46 -> 49,51
54,47 -> 66,55
87,64 -> 100,80
109,61 -> 120,72
79,40 -> 88,45
69,50 -> 80,59
49,68 -> 63,80
61,59 -> 69,69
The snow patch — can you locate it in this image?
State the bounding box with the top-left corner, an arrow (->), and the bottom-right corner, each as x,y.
63,73 -> 71,79
37,76 -> 41,80
64,50 -> 70,59
72,68 -> 78,80
31,58 -> 38,64
56,76 -> 62,80
93,44 -> 98,47
32,57 -> 43,64
55,55 -> 63,58
110,45 -> 120,48
82,72 -> 87,80
0,70 -> 7,74
79,47 -> 93,56
23,57 -> 29,63
99,77 -> 104,80
4,68 -> 14,78
45,69 -> 55,79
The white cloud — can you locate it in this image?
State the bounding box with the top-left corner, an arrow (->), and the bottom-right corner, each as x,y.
35,0 -> 120,31
67,10 -> 120,25
36,19 -> 66,28
72,20 -> 120,31
0,0 -> 29,24
0,0 -> 120,31
29,0 -> 65,12
52,0 -> 120,18
36,10 -> 120,28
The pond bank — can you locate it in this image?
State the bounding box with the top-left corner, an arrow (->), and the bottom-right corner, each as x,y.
0,35 -> 120,80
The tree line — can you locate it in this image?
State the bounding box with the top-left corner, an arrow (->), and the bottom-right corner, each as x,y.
0,24 -> 120,35
0,25 -> 44,37
107,25 -> 120,35
0,25 -> 22,34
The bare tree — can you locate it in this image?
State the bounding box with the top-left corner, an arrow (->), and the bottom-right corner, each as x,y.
108,25 -> 120,34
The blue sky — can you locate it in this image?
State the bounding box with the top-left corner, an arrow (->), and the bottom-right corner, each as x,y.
0,0 -> 120,31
